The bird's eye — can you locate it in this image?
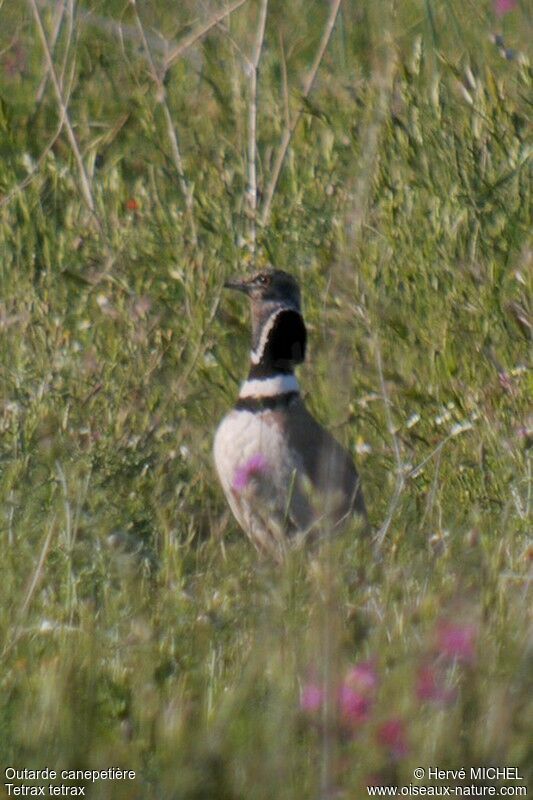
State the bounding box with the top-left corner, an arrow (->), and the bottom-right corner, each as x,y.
255,273 -> 270,286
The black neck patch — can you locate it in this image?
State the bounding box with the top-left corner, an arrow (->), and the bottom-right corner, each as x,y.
253,308 -> 307,373
235,391 -> 299,412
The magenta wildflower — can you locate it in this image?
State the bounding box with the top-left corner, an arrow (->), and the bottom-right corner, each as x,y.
436,621 -> 477,665
345,659 -> 379,694
300,658 -> 378,728
376,717 -> 409,761
415,664 -> 457,705
494,0 -> 517,16
338,659 -> 377,726
339,684 -> 371,724
232,453 -> 269,492
300,683 -> 324,713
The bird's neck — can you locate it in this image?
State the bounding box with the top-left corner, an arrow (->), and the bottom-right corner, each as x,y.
234,307 -> 306,409
249,307 -> 306,372
239,371 -> 299,400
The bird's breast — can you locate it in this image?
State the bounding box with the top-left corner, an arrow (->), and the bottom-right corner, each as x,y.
213,407 -> 295,497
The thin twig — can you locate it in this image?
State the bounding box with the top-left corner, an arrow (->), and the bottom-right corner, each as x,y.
418,440 -> 443,533
259,0 -> 343,227
161,104 -> 198,245
246,0 -> 268,254
163,0 -> 250,72
408,434 -> 453,480
18,523 -> 56,621
0,61 -> 76,209
58,0 -> 76,93
373,338 -> 405,548
278,32 -> 290,131
35,0 -> 66,103
27,0 -> 95,212
30,0 -> 250,67
130,0 -> 197,245
2,518 -> 56,660
376,342 -> 402,472
346,36 -> 396,244
320,565 -> 334,800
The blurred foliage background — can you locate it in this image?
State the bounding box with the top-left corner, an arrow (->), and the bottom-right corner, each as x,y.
0,0 -> 531,797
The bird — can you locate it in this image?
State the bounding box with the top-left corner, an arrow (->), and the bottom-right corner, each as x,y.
213,268 -> 367,560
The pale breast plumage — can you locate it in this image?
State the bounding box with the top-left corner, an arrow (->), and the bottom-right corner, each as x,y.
213,405 -> 313,557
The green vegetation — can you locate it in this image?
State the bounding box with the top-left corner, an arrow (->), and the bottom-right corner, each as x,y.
0,0 -> 531,797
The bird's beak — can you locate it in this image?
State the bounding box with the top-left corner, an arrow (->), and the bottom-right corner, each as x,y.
223,277 -> 251,295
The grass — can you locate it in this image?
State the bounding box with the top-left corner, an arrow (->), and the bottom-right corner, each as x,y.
0,0 -> 531,797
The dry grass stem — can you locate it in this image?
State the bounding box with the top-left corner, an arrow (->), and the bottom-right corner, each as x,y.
259,0 -> 343,227
374,339 -> 405,548
130,0 -> 197,245
35,0 -> 66,103
27,0 -> 96,213
246,0 -> 268,254
2,519 -> 56,660
0,65 -> 76,209
346,41 -> 396,245
163,0 -> 251,72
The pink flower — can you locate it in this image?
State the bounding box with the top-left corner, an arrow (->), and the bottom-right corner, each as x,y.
339,685 -> 371,724
376,717 -> 409,760
345,659 -> 379,694
415,665 -> 457,705
436,621 -> 477,665
300,658 -> 378,727
232,453 -> 269,492
494,0 -> 517,16
300,683 -> 324,713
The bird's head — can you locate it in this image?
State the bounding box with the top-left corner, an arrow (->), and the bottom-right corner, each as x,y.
224,268 -> 306,373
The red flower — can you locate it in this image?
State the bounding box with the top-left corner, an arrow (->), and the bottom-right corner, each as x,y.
300,683 -> 324,713
494,0 -> 517,16
345,659 -> 379,694
436,621 -> 477,665
126,198 -> 139,211
376,717 -> 409,760
415,664 -> 457,705
339,685 -> 371,724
